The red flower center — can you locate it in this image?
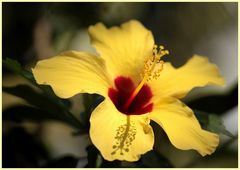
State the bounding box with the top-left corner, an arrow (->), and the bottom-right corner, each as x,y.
108,76 -> 153,115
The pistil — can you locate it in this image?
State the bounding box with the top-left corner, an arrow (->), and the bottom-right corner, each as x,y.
123,76 -> 147,111
123,45 -> 169,111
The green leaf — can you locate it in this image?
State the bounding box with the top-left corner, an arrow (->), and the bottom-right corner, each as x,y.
3,58 -> 56,96
3,85 -> 63,113
3,58 -> 85,131
207,114 -> 234,137
195,110 -> 233,137
3,105 -> 69,124
80,94 -> 104,127
3,57 -> 22,73
3,58 -> 36,85
85,145 -> 102,168
95,154 -> 103,168
85,145 -> 121,168
3,85 -> 84,130
82,94 -> 104,113
120,150 -> 173,168
3,58 -> 54,97
140,150 -> 173,168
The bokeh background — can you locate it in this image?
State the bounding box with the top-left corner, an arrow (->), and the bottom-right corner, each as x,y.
2,2 -> 238,168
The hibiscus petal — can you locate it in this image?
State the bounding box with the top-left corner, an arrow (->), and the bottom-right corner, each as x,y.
90,99 -> 154,161
88,20 -> 154,81
149,55 -> 225,98
149,97 -> 219,156
32,51 -> 111,98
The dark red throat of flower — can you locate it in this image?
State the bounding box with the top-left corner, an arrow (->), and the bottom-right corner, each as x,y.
108,76 -> 153,115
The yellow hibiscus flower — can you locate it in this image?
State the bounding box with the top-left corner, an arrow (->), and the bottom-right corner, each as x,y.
32,20 -> 225,162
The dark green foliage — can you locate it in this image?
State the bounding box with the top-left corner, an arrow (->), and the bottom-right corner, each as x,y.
3,58 -> 85,130
195,110 -> 233,137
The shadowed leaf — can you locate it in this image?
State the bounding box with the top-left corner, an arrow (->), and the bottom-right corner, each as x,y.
195,110 -> 233,137
3,58 -> 84,130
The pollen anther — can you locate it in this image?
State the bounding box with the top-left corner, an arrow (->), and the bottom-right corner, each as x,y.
142,45 -> 169,82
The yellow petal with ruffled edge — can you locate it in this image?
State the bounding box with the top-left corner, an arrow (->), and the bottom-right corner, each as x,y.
88,20 -> 154,82
90,99 -> 154,161
149,55 -> 225,98
149,97 -> 219,156
32,51 -> 112,98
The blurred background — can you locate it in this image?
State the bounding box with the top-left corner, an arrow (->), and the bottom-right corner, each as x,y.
2,2 -> 238,168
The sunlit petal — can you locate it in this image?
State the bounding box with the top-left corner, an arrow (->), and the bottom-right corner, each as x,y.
149,55 -> 225,98
90,99 -> 154,161
88,20 -> 154,82
149,97 -> 219,156
32,51 -> 112,98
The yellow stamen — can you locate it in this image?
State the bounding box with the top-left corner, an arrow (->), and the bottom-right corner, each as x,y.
123,45 -> 169,110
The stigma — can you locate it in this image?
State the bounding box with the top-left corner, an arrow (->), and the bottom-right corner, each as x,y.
122,45 -> 169,110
